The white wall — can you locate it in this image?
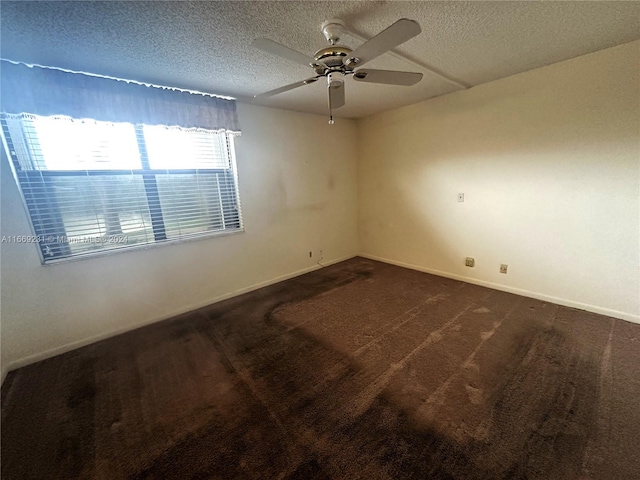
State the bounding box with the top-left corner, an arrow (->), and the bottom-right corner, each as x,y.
358,41 -> 640,322
0,103 -> 358,377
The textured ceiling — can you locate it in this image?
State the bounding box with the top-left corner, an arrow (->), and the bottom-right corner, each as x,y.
2,1 -> 639,119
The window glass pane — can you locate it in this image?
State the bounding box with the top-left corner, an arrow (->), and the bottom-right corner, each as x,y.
44,175 -> 154,257
32,116 -> 141,170
143,125 -> 229,169
156,173 -> 225,238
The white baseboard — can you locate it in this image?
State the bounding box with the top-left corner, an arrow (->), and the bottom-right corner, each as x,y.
2,254 -> 357,381
360,253 -> 640,324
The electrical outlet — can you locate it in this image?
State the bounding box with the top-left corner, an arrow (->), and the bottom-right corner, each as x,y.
458,193 -> 465,202
500,264 -> 508,274
319,249 -> 324,261
465,257 -> 475,267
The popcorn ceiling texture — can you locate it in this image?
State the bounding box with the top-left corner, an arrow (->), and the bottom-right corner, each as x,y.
1,1 -> 639,118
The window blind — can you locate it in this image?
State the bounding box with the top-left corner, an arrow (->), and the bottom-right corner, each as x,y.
2,114 -> 243,262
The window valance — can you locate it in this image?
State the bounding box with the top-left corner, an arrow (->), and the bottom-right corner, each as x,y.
0,60 -> 240,133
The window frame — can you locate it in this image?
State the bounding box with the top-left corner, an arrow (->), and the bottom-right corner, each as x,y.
1,115 -> 244,265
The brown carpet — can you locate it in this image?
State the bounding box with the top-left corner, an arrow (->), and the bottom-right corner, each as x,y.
2,258 -> 639,479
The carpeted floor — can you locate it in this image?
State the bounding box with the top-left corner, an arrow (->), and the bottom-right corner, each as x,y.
2,258 -> 639,479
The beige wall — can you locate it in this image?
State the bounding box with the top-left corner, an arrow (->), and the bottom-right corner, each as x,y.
358,41 -> 640,322
0,103 -> 358,376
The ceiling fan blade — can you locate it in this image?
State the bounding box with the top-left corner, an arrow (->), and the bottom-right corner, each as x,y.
254,77 -> 318,99
329,81 -> 345,109
347,18 -> 421,67
251,38 -> 311,66
353,69 -> 423,86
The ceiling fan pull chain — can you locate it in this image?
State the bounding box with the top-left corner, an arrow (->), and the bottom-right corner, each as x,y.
328,97 -> 334,125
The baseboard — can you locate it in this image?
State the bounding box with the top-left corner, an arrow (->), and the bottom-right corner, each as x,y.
360,253 -> 640,324
2,254 -> 358,380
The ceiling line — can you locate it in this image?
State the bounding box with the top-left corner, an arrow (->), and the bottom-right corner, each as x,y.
344,28 -> 470,90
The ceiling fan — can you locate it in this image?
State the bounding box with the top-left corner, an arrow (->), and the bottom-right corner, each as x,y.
252,18 -> 423,123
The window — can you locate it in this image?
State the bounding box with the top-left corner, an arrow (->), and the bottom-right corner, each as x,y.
1,113 -> 243,263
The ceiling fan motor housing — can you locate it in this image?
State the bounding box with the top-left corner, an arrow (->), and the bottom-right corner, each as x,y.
314,45 -> 352,68
316,19 -> 357,72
